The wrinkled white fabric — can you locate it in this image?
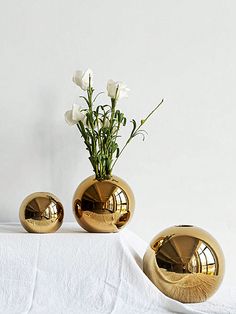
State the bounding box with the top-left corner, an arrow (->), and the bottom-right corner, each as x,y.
0,223 -> 235,314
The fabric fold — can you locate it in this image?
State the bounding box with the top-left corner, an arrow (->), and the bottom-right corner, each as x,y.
0,223 -> 234,314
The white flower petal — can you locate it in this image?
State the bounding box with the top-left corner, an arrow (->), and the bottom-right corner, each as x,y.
103,118 -> 110,128
65,104 -> 86,126
65,110 -> 76,126
72,71 -> 83,86
73,69 -> 93,91
71,104 -> 81,121
107,79 -> 129,100
107,79 -> 117,98
119,86 -> 130,99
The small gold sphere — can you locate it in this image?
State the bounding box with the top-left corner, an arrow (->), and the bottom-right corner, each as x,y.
19,192 -> 64,233
73,175 -> 135,233
143,225 -> 225,303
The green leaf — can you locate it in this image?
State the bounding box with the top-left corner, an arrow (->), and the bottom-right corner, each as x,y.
115,110 -> 120,119
93,92 -> 104,103
116,147 -> 120,158
119,113 -> 124,123
131,119 -> 137,136
79,96 -> 90,106
135,131 -> 146,141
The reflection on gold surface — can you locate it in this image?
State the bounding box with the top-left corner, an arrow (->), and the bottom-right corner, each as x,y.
73,175 -> 135,233
19,192 -> 64,233
143,225 -> 225,303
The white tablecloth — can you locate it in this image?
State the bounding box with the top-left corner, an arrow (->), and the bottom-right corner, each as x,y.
0,223 -> 235,314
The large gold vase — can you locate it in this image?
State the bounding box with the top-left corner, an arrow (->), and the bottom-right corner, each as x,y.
143,225 -> 225,303
73,175 -> 135,233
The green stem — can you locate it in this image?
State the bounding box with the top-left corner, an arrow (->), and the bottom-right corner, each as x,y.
111,99 -> 164,171
141,98 -> 164,124
110,98 -> 116,125
76,124 -> 95,171
86,80 -> 101,178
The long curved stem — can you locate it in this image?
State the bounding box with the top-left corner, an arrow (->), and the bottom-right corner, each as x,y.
111,99 -> 164,171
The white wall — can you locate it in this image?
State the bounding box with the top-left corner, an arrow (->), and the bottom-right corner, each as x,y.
0,0 -> 235,242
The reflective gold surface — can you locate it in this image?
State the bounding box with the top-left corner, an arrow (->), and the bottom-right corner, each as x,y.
143,225 -> 225,303
19,192 -> 64,233
73,175 -> 135,233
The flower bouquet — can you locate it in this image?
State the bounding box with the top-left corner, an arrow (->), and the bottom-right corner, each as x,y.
65,68 -> 163,232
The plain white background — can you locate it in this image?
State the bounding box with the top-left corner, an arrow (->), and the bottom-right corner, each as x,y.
0,0 -> 235,243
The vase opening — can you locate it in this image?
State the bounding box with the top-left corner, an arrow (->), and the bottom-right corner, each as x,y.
176,224 -> 194,228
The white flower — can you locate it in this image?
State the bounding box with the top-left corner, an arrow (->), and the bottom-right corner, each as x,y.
103,118 -> 110,128
95,117 -> 110,129
65,104 -> 86,126
72,69 -> 93,91
107,79 -> 130,100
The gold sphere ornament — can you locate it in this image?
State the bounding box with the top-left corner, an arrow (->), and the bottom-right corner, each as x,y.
19,192 -> 64,233
143,225 -> 225,303
73,175 -> 135,233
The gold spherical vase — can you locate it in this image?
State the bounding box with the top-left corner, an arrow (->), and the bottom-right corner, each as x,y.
73,175 -> 135,233
143,225 -> 225,303
19,192 -> 64,233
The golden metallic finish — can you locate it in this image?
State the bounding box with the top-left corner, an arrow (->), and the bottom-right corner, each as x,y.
73,175 -> 135,233
19,192 -> 64,233
143,225 -> 225,303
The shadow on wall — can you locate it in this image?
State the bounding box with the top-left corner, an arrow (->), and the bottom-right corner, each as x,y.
32,86 -> 86,194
